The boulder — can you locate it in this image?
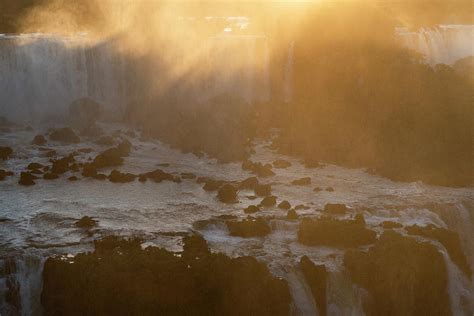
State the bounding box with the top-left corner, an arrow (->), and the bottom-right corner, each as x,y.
141,169 -> 178,183
239,177 -> 259,190
323,203 -> 347,215
49,128 -> 80,143
180,172 -> 196,179
108,170 -> 136,183
244,205 -> 260,214
217,184 -> 238,203
298,217 -> 376,247
313,187 -> 323,192
92,148 -> 124,169
41,235 -> 291,315
278,200 -> 291,210
344,231 -> 451,316
300,256 -> 327,316
27,162 -> 44,170
203,179 -> 224,191
51,155 -> 75,174
325,187 -> 334,192
31,135 -> 47,145
260,196 -> 277,208
291,177 -> 311,186
0,146 -> 13,160
19,172 -> 37,186
273,159 -> 291,169
254,184 -> 272,197
226,217 -> 271,237
82,165 -> 98,178
287,210 -> 298,220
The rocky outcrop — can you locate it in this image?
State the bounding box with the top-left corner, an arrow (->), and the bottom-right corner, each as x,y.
226,217 -> 271,237
344,231 -> 451,316
298,217 -> 376,247
406,224 -> 471,277
49,128 -> 80,144
41,235 -> 291,315
300,256 -> 327,316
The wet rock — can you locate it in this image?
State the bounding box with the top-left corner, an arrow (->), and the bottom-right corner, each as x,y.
44,150 -> 56,158
180,172 -> 196,179
242,160 -> 275,177
29,168 -> 43,175
313,187 -> 323,192
406,224 -> 471,277
82,165 -> 98,178
41,235 -> 291,315
95,135 -> 115,146
227,217 -> 271,237
203,179 -> 224,191
300,256 -> 327,316
68,176 -> 79,181
51,155 -> 75,174
117,139 -> 132,157
381,221 -> 402,229
93,174 -> 107,181
244,205 -> 260,214
353,213 -> 366,225
108,170 -> 136,183
0,146 -> 13,160
141,169 -> 178,183
74,216 -> 98,229
92,148 -> 124,169
291,177 -> 311,186
323,203 -> 348,215
325,187 -> 334,192
254,183 -> 272,197
27,162 -> 44,170
287,209 -> 298,220
278,200 -> 291,210
19,172 -> 37,186
0,169 -> 14,181
217,184 -> 238,203
304,159 -> 322,168
273,159 -> 291,169
298,217 -> 376,247
239,176 -> 259,190
294,204 -> 309,210
32,134 -> 47,145
43,173 -> 59,180
344,231 -> 451,316
49,127 -> 80,143
260,196 -> 277,208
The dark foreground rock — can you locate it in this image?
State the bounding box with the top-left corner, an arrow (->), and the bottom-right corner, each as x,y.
0,146 -> 13,160
32,134 -> 47,145
344,231 -> 451,316
226,217 -> 271,237
41,235 -> 291,315
217,184 -> 238,203
108,170 -> 136,183
19,172 -> 37,186
298,217 -> 376,247
300,256 -> 327,316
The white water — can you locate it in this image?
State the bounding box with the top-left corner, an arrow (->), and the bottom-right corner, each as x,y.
397,25 -> 474,65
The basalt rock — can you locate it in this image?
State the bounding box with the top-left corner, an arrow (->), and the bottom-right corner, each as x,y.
300,256 -> 327,316
254,184 -> 272,197
27,162 -> 44,170
406,224 -> 471,277
92,148 -> 124,169
226,217 -> 271,237
95,135 -> 115,146
49,127 -> 80,144
141,169 -> 179,183
344,231 -> 451,316
244,205 -> 260,214
41,235 -> 291,315
81,165 -> 98,178
260,196 -> 277,208
32,134 -> 47,145
19,172 -> 37,186
287,210 -> 298,220
51,155 -> 75,174
291,177 -> 311,186
278,200 -> 291,210
239,177 -> 259,190
217,184 -> 238,203
298,217 -> 376,247
0,146 -> 13,160
68,176 -> 79,181
242,160 -> 275,178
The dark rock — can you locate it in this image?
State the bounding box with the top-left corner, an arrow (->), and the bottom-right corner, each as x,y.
300,256 -> 327,316
227,217 -> 271,237
381,221 -> 402,229
323,203 -> 348,215
93,174 -> 107,181
203,179 -> 224,191
82,165 -> 98,178
217,184 -> 238,203
141,169 -> 178,183
353,213 -> 366,225
242,160 -> 275,177
287,210 -> 298,220
325,187 -> 334,192
344,231 -> 451,316
278,200 -> 291,210
138,175 -> 147,182
29,169 -> 43,175
117,139 -> 132,157
406,224 -> 471,277
180,172 -> 196,179
260,196 -> 277,208
313,187 -> 323,192
298,217 -> 376,247
0,146 -> 13,160
239,176 -> 259,190
294,204 -> 308,210
291,177 -> 311,185
254,183 -> 272,197
32,135 -> 47,145
0,169 -> 14,181
51,155 -> 75,174
41,235 -> 291,315
27,162 -> 44,170
44,150 -> 56,158
68,176 -> 79,181
244,205 -> 260,214
49,127 -> 80,143
95,136 -> 115,146
304,159 -> 322,168
74,216 -> 97,229
108,170 -> 136,183
92,148 -> 124,169
19,172 -> 36,186
273,159 -> 291,169
43,173 -> 59,180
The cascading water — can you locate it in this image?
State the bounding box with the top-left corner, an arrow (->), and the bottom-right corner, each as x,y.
283,41 -> 294,103
397,25 -> 474,65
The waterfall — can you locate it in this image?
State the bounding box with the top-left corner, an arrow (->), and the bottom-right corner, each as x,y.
0,34 -> 126,124
397,25 -> 474,65
283,41 -> 294,103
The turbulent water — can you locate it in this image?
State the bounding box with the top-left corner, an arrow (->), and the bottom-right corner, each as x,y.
397,25 -> 474,65
0,123 -> 473,315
